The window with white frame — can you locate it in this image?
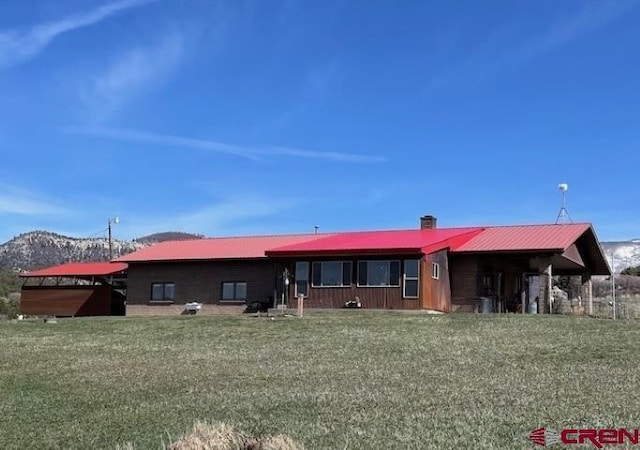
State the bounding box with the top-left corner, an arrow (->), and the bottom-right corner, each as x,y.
311,261 -> 352,287
357,260 -> 400,287
221,282 -> 247,301
151,282 -> 175,301
295,261 -> 309,296
403,260 -> 420,298
432,262 -> 440,280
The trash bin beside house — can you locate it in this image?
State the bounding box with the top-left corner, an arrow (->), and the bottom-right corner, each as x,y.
480,297 -> 493,314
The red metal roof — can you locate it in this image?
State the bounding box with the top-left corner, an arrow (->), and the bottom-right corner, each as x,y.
22,262 -> 128,278
116,234 -> 328,262
267,228 -> 484,256
113,223 -> 597,263
452,223 -> 592,252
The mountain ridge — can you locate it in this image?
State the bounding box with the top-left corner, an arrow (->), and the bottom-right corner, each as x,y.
0,230 -> 203,271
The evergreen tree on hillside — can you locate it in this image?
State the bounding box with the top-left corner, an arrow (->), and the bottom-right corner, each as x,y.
621,265 -> 640,276
0,267 -> 21,297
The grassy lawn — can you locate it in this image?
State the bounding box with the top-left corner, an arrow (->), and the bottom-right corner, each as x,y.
1,312 -> 640,449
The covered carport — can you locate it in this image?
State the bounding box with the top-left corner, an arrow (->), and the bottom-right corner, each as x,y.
20,262 -> 128,317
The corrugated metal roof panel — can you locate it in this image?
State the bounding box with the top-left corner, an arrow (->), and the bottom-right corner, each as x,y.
116,234 -> 327,262
22,262 -> 128,278
267,228 -> 484,256
113,223 -> 597,262
451,223 -> 592,252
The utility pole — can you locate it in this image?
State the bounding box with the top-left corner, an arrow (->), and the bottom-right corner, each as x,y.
108,216 -> 119,260
611,250 -> 616,320
282,267 -> 290,309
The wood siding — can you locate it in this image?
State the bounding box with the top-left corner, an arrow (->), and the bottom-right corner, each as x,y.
285,255 -> 423,310
126,260 -> 280,305
421,250 -> 451,312
127,254 -> 451,311
21,285 -> 112,316
294,286 -> 421,309
449,255 -> 479,312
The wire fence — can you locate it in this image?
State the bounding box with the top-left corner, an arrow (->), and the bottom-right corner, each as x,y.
589,296 -> 640,320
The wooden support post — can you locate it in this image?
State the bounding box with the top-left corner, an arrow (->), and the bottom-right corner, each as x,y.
547,265 -> 553,314
538,259 -> 553,314
581,274 -> 593,316
588,278 -> 593,316
297,294 -> 304,317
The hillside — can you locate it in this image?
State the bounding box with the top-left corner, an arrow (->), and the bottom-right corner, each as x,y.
0,230 -> 205,273
0,231 -> 145,271
135,231 -> 204,244
600,241 -> 640,273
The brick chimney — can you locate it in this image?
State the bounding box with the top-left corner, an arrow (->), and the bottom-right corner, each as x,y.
420,215 -> 437,230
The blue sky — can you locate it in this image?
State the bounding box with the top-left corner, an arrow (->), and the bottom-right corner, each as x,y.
1,0 -> 639,243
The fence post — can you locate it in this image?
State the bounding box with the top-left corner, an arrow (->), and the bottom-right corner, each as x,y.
298,294 -> 304,317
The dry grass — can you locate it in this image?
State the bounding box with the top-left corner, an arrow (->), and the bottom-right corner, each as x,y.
167,422 -> 250,450
166,422 -> 304,450
115,444 -> 136,450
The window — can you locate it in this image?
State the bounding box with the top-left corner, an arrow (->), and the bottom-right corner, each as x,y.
432,262 -> 440,280
295,262 -> 309,296
151,282 -> 175,301
357,260 -> 400,287
221,282 -> 247,301
404,260 -> 420,298
311,261 -> 352,287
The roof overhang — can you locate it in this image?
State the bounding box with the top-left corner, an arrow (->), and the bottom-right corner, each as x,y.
452,225 -> 611,276
266,229 -> 485,258
573,226 -> 611,275
123,257 -> 269,263
266,248 -> 425,258
21,262 -> 128,278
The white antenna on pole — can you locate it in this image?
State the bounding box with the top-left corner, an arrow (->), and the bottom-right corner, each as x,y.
555,183 -> 573,224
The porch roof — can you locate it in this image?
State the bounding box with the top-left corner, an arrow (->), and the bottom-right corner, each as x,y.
452,223 -> 610,275
266,228 -> 483,257
452,223 -> 592,252
21,262 -> 128,278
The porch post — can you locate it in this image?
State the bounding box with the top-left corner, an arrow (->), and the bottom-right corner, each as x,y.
581,274 -> 593,316
538,258 -> 553,314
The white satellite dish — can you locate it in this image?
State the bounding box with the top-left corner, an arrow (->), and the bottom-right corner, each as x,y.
558,183 -> 568,192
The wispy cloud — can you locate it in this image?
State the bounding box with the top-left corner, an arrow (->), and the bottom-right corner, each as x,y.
0,184 -> 68,216
427,1 -> 639,90
119,195 -> 296,237
265,145 -> 384,163
71,126 -> 387,163
82,33 -> 185,117
0,0 -> 157,70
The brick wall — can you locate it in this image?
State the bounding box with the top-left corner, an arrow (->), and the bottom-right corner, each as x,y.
125,304 -> 246,316
126,260 -> 279,305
